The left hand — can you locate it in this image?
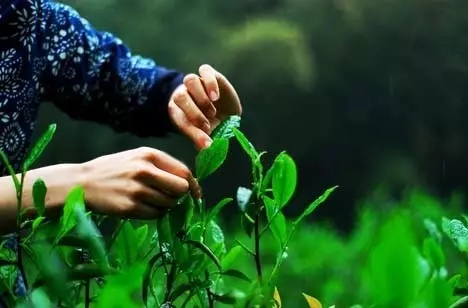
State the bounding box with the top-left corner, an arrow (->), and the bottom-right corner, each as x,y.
168,64 -> 242,150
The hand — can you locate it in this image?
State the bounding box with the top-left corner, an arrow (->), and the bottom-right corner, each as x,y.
168,64 -> 242,150
80,147 -> 201,219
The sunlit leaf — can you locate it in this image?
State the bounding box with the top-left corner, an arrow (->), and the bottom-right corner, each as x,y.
303,293 -> 322,308
273,287 -> 281,308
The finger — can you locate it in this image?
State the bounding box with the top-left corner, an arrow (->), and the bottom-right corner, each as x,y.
140,147 -> 202,195
198,64 -> 219,101
168,102 -> 213,150
172,86 -> 210,134
137,185 -> 178,208
125,202 -> 164,220
139,165 -> 190,197
183,74 -> 216,119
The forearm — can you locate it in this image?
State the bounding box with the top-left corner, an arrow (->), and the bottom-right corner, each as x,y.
0,163 -> 85,235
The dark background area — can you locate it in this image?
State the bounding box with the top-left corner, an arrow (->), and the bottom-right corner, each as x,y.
33,0 -> 468,233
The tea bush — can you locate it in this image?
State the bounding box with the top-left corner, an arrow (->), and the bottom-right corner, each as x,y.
1,117 -> 468,308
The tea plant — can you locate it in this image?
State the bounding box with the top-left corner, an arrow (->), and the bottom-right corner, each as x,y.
0,116 -> 337,308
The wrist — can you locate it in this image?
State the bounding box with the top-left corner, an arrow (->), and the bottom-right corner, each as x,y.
23,163 -> 86,215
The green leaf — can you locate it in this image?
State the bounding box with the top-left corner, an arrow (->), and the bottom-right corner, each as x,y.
271,152 -> 297,208
195,138 -> 229,180
295,186 -> 338,225
241,213 -> 254,238
23,123 -> 56,171
212,292 -> 238,304
0,151 -> 19,192
55,185 -> 86,244
136,224 -> 149,252
113,220 -> 138,267
364,212 -> 425,307
27,288 -> 52,308
211,115 -> 241,140
233,128 -> 258,161
32,178 -> 47,216
69,264 -> 118,280
441,217 -> 468,252
186,240 -> 222,271
74,208 -> 109,268
221,245 -> 243,270
236,186 -> 252,212
31,216 -> 45,234
170,282 -> 194,301
422,237 -> 445,270
264,196 -> 287,247
206,198 -> 233,223
30,243 -> 69,303
96,263 -> 145,308
222,269 -> 252,282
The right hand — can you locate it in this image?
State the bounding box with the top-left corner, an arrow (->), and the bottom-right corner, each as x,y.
80,147 -> 200,219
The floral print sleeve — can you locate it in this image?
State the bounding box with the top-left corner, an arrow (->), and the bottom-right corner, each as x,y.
38,0 -> 184,137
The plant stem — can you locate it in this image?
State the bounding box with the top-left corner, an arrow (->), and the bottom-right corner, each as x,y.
449,296 -> 468,308
268,223 -> 297,283
16,172 -> 28,291
253,210 -> 263,282
84,278 -> 91,308
205,270 -> 214,308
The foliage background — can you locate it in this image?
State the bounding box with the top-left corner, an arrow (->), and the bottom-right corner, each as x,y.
28,0 -> 468,305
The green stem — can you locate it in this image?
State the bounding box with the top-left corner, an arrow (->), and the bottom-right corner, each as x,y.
16,171 -> 28,291
253,198 -> 263,283
268,222 -> 297,283
449,296 -> 468,308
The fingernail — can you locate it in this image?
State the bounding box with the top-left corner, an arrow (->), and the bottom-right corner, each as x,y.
204,138 -> 213,148
210,91 -> 219,101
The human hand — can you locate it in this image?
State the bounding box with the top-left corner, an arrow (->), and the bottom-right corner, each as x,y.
80,147 -> 201,219
168,64 -> 242,150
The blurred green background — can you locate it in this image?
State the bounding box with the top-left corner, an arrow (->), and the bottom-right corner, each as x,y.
31,1 -> 468,305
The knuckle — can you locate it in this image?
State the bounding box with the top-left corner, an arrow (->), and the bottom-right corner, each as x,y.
183,73 -> 199,85
137,147 -> 160,161
199,64 -> 212,73
172,89 -> 187,104
130,161 -> 151,179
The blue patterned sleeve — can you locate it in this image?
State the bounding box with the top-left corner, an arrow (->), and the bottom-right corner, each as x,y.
38,1 -> 184,137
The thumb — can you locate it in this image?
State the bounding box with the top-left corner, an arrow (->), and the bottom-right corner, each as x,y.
169,102 -> 213,150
